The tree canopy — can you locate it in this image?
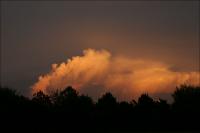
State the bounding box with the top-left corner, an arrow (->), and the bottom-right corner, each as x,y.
0,84 -> 200,131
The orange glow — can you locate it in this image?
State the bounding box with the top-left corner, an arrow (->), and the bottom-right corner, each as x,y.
31,49 -> 200,100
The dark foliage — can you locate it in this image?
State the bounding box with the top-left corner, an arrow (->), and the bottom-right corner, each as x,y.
172,84 -> 200,112
0,85 -> 200,132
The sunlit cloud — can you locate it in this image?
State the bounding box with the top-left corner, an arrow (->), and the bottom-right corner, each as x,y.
31,49 -> 200,100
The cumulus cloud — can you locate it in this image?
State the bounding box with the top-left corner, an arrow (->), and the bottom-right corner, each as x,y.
31,49 -> 200,100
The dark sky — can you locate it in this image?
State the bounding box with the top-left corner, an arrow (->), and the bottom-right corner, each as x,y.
1,1 -> 199,96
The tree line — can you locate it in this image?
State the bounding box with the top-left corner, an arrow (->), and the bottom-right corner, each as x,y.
0,85 -> 200,132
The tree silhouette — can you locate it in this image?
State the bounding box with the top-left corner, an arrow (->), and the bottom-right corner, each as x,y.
0,87 -> 29,111
96,92 -> 117,110
32,91 -> 52,109
54,86 -> 79,108
155,98 -> 170,113
137,93 -> 155,109
1,85 -> 200,131
171,85 -> 200,130
172,84 -> 200,111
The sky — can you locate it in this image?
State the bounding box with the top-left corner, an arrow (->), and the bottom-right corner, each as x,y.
1,1 -> 199,101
